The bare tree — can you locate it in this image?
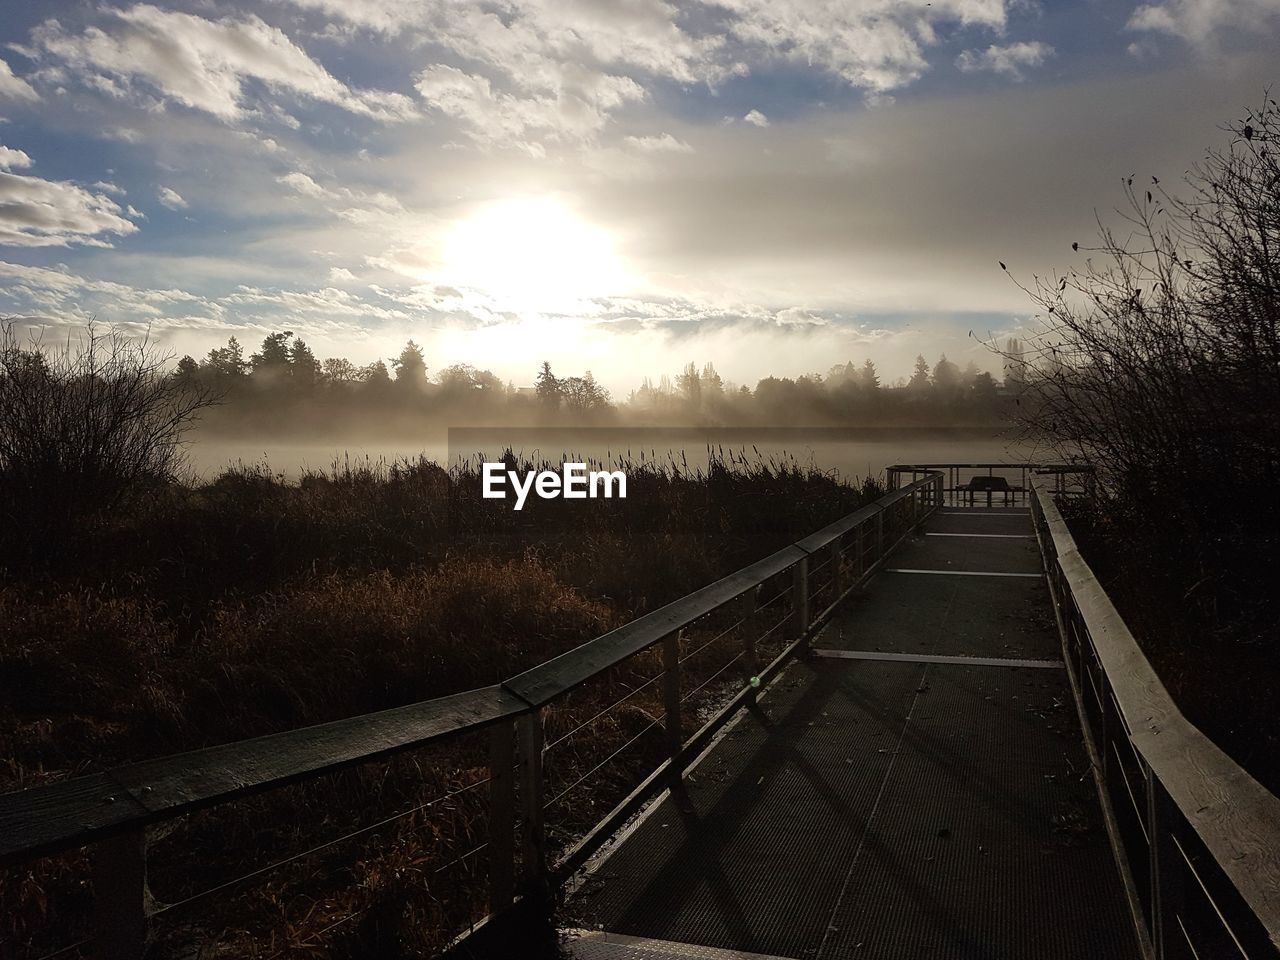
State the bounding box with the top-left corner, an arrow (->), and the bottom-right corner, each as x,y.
994,96 -> 1280,639
0,320 -> 215,548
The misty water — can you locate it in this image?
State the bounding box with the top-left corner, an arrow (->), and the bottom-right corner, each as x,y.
186,427 -> 1034,483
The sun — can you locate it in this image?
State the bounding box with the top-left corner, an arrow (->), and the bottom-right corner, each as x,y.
441,196 -> 628,315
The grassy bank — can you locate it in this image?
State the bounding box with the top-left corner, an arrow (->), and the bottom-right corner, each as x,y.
0,449 -> 879,958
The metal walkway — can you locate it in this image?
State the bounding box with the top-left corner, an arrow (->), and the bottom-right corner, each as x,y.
565,507 -> 1138,959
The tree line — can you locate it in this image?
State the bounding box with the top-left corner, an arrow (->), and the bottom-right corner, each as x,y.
174,332 -> 1018,429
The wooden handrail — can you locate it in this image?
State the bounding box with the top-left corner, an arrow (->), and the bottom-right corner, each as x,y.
504,545 -> 807,708
0,473 -> 942,870
1032,480 -> 1280,952
0,686 -> 524,865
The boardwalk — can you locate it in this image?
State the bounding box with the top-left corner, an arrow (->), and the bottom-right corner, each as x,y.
564,506 -> 1138,959
5,467 -> 1275,960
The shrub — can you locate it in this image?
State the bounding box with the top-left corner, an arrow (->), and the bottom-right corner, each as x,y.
1005,98 -> 1280,642
0,320 -> 214,559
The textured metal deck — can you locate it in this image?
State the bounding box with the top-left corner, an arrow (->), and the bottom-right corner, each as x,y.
564,507 -> 1138,959
565,930 -> 799,960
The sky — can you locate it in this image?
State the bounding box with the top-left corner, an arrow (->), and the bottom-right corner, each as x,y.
0,0 -> 1278,392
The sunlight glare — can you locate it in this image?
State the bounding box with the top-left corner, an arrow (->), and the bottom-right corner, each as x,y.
441,197 -> 628,315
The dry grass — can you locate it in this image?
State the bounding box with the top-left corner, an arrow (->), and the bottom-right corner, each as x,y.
0,450 -> 878,958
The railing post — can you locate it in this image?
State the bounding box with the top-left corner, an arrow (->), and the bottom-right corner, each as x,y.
663,630 -> 683,761
488,719 -> 516,912
93,829 -> 148,960
517,710 -> 546,899
832,538 -> 844,600
742,589 -> 761,701
875,508 -> 884,561
793,558 -> 810,645
855,523 -> 865,580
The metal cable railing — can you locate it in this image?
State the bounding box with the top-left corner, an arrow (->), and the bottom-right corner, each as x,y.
1032,480 -> 1280,959
150,775 -> 491,920
1,472 -> 945,960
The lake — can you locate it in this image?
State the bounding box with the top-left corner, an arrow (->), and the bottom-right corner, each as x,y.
185,427 -> 1036,483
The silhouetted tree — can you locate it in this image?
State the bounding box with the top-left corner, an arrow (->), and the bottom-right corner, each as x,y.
1003,338 -> 1027,393
289,338 -> 319,386
932,354 -> 960,390
1003,96 -> 1280,640
321,357 -> 360,385
908,355 -> 931,392
205,336 -> 249,383
174,355 -> 200,387
0,320 -> 214,550
392,340 -> 428,389
676,361 -> 701,410
252,332 -> 294,379
362,359 -> 391,387
859,359 -> 880,391
535,361 -> 561,408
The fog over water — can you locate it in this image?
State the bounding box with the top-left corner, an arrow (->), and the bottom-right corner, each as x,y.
186,428 -> 1034,483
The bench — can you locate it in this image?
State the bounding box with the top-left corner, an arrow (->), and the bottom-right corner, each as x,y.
963,475 -> 1022,506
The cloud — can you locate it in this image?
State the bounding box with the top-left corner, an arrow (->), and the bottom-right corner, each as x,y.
716,0 -> 1010,92
285,0 -> 731,149
956,41 -> 1054,80
623,133 -> 694,153
743,109 -> 770,127
0,260 -> 207,320
30,5 -> 417,124
0,150 -> 138,247
0,145 -> 33,170
414,63 -> 646,152
278,171 -> 331,199
276,169 -> 405,221
1128,0 -> 1280,44
282,0 -> 730,84
158,186 -> 188,210
0,58 -> 40,103
283,0 -> 1022,145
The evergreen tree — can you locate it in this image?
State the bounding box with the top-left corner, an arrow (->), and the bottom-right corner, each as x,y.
205,336 -> 249,381
908,354 -> 932,391
289,338 -> 319,386
391,340 -> 428,388
535,360 -> 561,407
362,359 -> 391,386
252,331 -> 294,376
932,354 -> 960,389
859,358 -> 880,390
173,355 -> 200,386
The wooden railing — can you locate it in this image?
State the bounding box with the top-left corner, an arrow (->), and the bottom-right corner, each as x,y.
1032,480 -> 1280,960
0,473 -> 944,959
